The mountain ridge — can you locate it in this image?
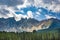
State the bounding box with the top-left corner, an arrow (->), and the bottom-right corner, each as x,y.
0,17 -> 60,32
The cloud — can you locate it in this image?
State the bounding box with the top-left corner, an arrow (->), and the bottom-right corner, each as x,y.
27,11 -> 33,19
0,0 -> 24,6
0,0 -> 60,21
14,14 -> 27,21
14,11 -> 33,21
36,12 -> 41,15
0,5 -> 14,19
0,0 -> 34,20
45,15 -> 56,19
34,0 -> 60,12
16,0 -> 33,9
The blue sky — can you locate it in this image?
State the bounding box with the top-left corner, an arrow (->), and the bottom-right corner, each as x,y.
15,5 -> 60,21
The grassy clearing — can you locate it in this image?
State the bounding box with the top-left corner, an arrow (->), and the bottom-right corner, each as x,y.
0,30 -> 60,40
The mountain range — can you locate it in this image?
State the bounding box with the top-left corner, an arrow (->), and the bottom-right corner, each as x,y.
0,18 -> 60,32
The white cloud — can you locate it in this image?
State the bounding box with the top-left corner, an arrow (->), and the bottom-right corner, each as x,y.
34,0 -> 60,12
0,5 -> 14,19
38,9 -> 42,12
11,11 -> 33,21
0,0 -> 34,21
0,0 -> 60,21
11,10 -> 34,21
36,12 -> 41,15
58,0 -> 60,2
27,11 -> 33,19
45,15 -> 56,19
16,0 -> 32,9
16,0 -> 60,12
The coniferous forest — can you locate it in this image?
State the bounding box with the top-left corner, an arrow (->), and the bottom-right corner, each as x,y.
0,29 -> 60,40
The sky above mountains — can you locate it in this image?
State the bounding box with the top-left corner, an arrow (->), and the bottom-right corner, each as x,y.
0,0 -> 60,21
